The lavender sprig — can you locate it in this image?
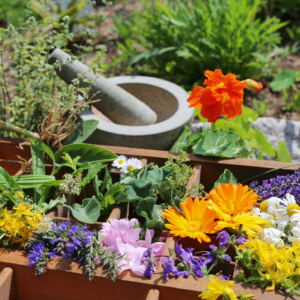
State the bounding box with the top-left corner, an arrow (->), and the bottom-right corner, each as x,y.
250,171 -> 300,204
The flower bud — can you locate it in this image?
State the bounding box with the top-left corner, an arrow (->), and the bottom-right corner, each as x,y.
244,79 -> 263,91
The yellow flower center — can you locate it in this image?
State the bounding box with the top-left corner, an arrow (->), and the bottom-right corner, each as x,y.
185,221 -> 202,233
127,166 -> 134,172
261,220 -> 273,228
118,159 -> 124,164
287,203 -> 300,217
260,200 -> 269,212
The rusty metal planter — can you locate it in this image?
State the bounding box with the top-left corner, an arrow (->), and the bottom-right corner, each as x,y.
0,137 -> 299,300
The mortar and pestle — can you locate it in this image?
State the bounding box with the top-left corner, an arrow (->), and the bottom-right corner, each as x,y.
49,49 -> 194,150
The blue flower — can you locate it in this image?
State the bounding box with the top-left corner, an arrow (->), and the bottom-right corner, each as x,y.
217,231 -> 229,248
28,242 -> 45,267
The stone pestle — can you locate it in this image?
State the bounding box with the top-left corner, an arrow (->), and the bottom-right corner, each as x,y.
48,49 -> 157,126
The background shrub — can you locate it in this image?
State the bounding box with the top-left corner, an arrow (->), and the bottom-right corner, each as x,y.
113,0 -> 291,88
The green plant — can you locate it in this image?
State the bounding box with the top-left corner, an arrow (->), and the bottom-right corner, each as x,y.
263,0 -> 300,24
112,0 -> 292,88
286,23 -> 300,42
0,0 -> 29,27
30,0 -> 103,34
0,15 -> 106,140
171,106 -> 292,162
253,93 -> 273,117
270,69 -> 300,111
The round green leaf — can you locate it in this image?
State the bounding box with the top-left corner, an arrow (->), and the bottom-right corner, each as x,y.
270,70 -> 297,91
193,129 -> 240,158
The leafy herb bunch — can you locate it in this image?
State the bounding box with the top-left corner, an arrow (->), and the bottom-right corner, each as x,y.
0,13 -> 107,142
25,221 -> 120,281
113,0 -> 293,88
115,152 -> 197,231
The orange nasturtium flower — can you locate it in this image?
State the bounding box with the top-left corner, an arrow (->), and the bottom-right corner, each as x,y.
187,70 -> 263,123
206,183 -> 258,216
187,69 -> 247,123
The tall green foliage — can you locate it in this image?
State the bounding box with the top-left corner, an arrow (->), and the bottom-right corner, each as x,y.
113,0 -> 291,88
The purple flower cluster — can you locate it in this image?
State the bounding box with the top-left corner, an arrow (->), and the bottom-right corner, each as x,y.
27,242 -> 55,276
25,221 -> 118,281
249,171 -> 300,204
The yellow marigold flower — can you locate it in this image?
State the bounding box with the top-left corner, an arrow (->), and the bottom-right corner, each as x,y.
210,203 -> 266,236
162,198 -> 219,243
199,276 -> 238,300
206,183 -> 258,216
16,191 -> 24,199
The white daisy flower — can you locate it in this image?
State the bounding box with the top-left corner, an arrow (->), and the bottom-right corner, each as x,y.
275,194 -> 300,223
264,236 -> 285,248
260,197 -> 280,216
112,155 -> 128,169
258,225 -> 285,248
291,226 -> 300,238
121,158 -> 143,174
290,211 -> 300,225
258,228 -> 285,240
276,220 -> 288,231
252,207 -> 276,226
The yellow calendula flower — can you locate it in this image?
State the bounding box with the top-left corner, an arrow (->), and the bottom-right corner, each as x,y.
162,198 -> 219,243
206,183 -> 258,216
199,276 -> 238,300
210,203 -> 266,236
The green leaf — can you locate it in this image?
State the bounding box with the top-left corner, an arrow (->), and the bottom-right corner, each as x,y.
39,180 -> 65,189
82,162 -> 104,188
55,144 -> 118,166
5,175 -> 56,189
31,143 -> 46,204
257,150 -> 264,160
213,169 -> 238,189
214,119 -> 246,140
270,70 -> 297,91
25,130 -> 56,174
170,126 -> 191,152
277,141 -> 291,163
39,195 -> 67,214
193,129 -> 240,158
230,106 -> 259,126
159,181 -> 172,204
31,144 -> 45,176
118,179 -> 153,202
145,167 -> 173,185
66,120 -> 99,144
68,197 -> 100,224
136,197 -> 166,230
254,130 -> 276,157
0,167 -> 22,191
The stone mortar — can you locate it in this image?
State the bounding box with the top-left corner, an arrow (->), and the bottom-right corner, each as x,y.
82,76 -> 194,150
49,49 -> 157,126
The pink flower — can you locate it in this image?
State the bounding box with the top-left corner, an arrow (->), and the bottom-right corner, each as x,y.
100,218 -> 144,251
144,229 -> 164,258
116,238 -> 148,276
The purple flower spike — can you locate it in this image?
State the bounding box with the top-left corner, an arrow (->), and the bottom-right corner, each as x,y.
236,236 -> 247,245
223,255 -> 231,262
217,231 -> 229,248
209,245 -> 217,251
